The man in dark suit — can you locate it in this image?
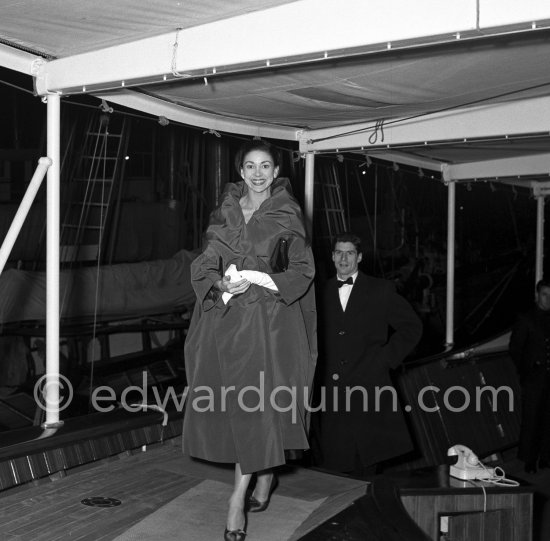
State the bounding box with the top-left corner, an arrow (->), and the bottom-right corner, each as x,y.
509,279 -> 550,474
312,232 -> 422,477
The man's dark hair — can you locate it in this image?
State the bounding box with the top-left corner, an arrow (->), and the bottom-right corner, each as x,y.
332,232 -> 362,253
536,279 -> 550,293
234,139 -> 281,174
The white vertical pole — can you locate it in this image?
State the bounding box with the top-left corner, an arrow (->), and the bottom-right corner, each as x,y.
535,194 -> 545,285
445,181 -> 456,347
304,152 -> 315,239
44,94 -> 63,428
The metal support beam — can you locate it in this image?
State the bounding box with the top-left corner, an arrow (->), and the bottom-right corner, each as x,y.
95,91 -> 297,141
445,181 -> 456,347
442,153 -> 550,182
300,96 -> 550,154
304,153 -> 315,239
357,151 -> 550,185
532,181 -> 550,197
34,0 -> 480,96
0,43 -> 42,76
366,151 -> 445,173
536,194 -> 545,284
44,94 -> 63,429
0,157 -> 51,275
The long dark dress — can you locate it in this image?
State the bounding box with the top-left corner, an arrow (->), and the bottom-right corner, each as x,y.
182,178 -> 317,474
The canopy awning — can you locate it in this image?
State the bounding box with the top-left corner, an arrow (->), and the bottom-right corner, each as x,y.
1,0 -> 550,181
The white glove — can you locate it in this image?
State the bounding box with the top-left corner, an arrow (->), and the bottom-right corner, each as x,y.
221,265 -> 279,304
239,270 -> 278,291
221,264 -> 242,304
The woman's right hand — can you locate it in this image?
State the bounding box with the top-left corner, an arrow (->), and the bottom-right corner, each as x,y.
216,275 -> 251,295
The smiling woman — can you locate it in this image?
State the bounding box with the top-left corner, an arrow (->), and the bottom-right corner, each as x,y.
241,151 -> 278,193
236,146 -> 279,225
182,138 -> 317,541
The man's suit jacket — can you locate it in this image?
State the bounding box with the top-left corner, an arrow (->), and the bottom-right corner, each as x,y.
313,271 -> 422,471
509,305 -> 550,386
508,305 -> 550,462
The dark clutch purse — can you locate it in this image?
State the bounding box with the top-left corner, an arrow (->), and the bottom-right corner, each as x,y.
270,237 -> 289,272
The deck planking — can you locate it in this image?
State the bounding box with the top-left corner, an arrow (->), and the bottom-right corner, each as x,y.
0,441 -> 195,541
3,435 -> 547,540
0,437 -> 371,541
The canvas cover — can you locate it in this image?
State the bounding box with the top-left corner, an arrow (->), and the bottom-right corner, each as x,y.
0,249 -> 197,324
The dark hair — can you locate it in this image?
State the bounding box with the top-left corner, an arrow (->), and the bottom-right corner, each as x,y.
332,232 -> 362,253
536,279 -> 550,293
234,139 -> 281,175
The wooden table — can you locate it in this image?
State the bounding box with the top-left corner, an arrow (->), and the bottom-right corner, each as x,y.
300,465 -> 533,541
393,465 -> 533,541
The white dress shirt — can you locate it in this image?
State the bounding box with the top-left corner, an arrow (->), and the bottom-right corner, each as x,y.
337,271 -> 358,311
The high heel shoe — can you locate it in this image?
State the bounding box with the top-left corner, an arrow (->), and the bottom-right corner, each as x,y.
223,527 -> 247,541
225,500 -> 247,541
248,475 -> 277,513
248,495 -> 269,513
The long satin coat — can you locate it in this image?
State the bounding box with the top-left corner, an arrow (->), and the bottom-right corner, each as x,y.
314,271 -> 422,471
182,179 -> 317,474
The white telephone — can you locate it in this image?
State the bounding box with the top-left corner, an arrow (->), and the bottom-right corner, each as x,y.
447,444 -> 495,480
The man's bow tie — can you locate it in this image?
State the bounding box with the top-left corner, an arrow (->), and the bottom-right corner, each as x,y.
337,277 -> 354,288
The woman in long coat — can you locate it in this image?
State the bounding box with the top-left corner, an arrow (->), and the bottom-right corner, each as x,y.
182,140 -> 317,541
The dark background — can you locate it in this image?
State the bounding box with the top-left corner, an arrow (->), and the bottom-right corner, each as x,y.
0,66 -> 542,351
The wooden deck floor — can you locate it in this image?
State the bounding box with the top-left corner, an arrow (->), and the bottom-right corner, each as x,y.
2,435 -> 549,541
0,438 -> 368,541
0,441 -> 193,541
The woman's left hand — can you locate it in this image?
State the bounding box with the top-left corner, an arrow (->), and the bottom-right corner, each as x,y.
217,275 -> 251,295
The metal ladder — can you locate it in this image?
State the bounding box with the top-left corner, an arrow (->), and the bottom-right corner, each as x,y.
60,111 -> 129,266
314,161 -> 348,252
